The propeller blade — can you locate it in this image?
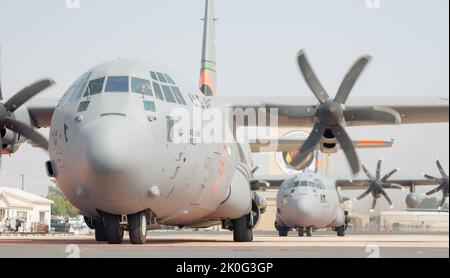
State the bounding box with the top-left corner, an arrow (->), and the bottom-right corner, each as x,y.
3,117 -> 49,150
371,198 -> 378,211
4,79 -> 55,112
0,136 -> 2,168
424,174 -> 441,183
297,50 -> 329,104
381,168 -> 399,182
357,188 -> 373,201
380,189 -> 393,207
335,55 -> 371,104
436,160 -> 448,179
0,46 -> 3,101
376,159 -> 382,180
426,185 -> 443,196
291,122 -> 326,166
362,164 -> 375,180
439,194 -> 448,209
332,125 -> 360,174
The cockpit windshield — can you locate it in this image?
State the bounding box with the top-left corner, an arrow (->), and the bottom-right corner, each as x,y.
105,76 -> 129,93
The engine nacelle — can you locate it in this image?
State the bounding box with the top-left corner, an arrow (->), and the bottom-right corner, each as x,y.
406,193 -> 421,209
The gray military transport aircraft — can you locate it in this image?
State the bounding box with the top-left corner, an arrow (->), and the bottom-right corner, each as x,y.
0,0 -> 448,244
264,158 -> 448,237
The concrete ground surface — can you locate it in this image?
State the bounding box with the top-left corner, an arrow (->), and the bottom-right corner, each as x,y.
0,231 -> 448,258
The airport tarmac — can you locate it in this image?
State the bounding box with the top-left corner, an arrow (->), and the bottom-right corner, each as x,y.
0,231 -> 448,258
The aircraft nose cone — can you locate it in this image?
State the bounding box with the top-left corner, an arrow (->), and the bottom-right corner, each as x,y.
79,115 -> 156,204
288,196 -> 313,222
84,116 -> 153,174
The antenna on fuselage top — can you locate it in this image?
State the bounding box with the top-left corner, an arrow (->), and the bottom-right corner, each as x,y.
199,0 -> 218,96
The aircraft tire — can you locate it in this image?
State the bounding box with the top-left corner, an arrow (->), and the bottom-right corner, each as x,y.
278,227 -> 289,237
298,228 -> 304,237
306,227 -> 312,237
94,220 -> 106,242
104,213 -> 123,244
336,226 -> 346,237
232,214 -> 253,242
128,211 -> 147,244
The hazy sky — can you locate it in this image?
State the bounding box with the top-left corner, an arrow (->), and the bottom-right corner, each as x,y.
0,0 -> 448,211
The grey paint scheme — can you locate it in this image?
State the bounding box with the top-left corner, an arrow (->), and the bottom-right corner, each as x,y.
276,172 -> 346,230
49,59 -> 253,227
5,0 -> 448,234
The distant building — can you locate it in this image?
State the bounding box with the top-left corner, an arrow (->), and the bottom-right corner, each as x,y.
0,187 -> 53,233
377,211 -> 449,232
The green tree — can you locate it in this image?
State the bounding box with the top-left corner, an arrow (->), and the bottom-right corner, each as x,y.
419,197 -> 449,210
47,186 -> 79,217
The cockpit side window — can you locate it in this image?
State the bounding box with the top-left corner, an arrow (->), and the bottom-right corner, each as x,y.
105,76 -> 129,93
161,85 -> 177,104
131,77 -> 153,96
64,71 -> 92,105
152,82 -> 165,101
171,86 -> 187,105
86,77 -> 105,96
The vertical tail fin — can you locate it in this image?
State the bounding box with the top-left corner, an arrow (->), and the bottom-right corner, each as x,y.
199,0 -> 218,96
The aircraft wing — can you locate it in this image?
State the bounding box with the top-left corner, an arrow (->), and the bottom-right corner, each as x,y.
336,179 -> 440,190
213,96 -> 449,128
251,175 -> 289,190
250,138 -> 393,152
26,98 -> 59,128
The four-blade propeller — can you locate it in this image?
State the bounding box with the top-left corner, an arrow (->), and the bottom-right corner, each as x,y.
0,47 -> 54,167
356,159 -> 403,211
423,160 -> 449,209
292,50 -> 374,175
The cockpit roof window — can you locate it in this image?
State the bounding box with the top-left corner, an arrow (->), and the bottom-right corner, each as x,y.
152,82 -> 165,101
161,85 -> 177,104
164,74 -> 176,85
156,72 -> 167,83
131,77 -> 153,96
105,76 -> 129,93
150,71 -> 158,81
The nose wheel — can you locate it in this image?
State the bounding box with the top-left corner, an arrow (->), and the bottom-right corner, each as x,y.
104,213 -> 124,244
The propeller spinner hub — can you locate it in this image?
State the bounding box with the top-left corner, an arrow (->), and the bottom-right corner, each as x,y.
316,101 -> 344,127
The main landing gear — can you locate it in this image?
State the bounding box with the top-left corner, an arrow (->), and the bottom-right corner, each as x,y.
128,211 -> 148,244
231,213 -> 254,242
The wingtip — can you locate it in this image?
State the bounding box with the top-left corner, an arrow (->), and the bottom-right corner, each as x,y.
369,209 -> 375,213
390,205 -> 394,209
